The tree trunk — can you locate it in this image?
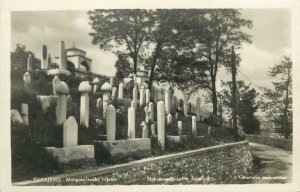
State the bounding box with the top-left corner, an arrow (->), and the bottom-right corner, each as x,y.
211,78 -> 218,115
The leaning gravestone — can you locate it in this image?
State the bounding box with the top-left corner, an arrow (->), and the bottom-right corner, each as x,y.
63,116 -> 78,147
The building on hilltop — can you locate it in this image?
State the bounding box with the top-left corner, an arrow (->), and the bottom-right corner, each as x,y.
65,44 -> 92,72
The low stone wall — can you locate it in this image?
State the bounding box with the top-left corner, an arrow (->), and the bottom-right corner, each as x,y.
245,134 -> 292,151
17,141 -> 253,185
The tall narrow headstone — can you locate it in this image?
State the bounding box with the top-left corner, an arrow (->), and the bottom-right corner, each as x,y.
112,87 -> 117,99
145,89 -> 150,105
140,85 -> 145,106
63,116 -> 78,147
59,41 -> 67,70
192,115 -> 197,135
151,124 -> 156,136
178,121 -> 183,135
23,72 -> 31,88
145,107 -> 150,123
52,76 -> 61,95
92,77 -> 100,94
27,54 -> 33,71
132,86 -> 138,107
149,102 -> 154,121
157,101 -> 165,150
118,83 -> 124,99
41,45 -> 48,69
141,121 -> 148,138
110,77 -> 114,87
78,81 -> 92,127
131,100 -> 137,109
55,81 -> 69,125
106,105 -> 116,141
128,106 -> 135,139
101,82 -> 112,117
21,103 -> 29,126
167,114 -> 172,125
196,97 -> 201,121
165,89 -> 171,114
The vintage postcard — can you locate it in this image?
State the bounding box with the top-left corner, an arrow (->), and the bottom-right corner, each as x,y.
1,0 -> 300,192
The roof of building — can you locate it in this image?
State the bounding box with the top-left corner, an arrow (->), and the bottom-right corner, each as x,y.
65,47 -> 86,54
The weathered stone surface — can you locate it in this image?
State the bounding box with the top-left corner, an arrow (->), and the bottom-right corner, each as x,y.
63,116 -> 78,147
94,138 -> 151,162
106,105 -> 116,141
78,81 -> 92,93
128,107 -> 135,139
11,109 -> 23,124
101,82 -> 112,92
45,145 -> 94,163
157,101 -> 165,150
55,81 -> 69,95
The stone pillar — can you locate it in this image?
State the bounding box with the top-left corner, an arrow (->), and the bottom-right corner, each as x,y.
63,116 -> 78,147
151,124 -> 156,136
140,85 -> 145,106
145,107 -> 150,123
118,83 -> 124,99
132,86 -> 138,108
27,54 -> 33,71
165,89 -> 171,114
167,114 -> 172,126
59,41 -> 67,70
149,102 -> 154,121
192,115 -> 197,136
78,81 -> 92,127
141,121 -> 148,138
101,82 -> 112,117
157,101 -> 165,150
106,105 -> 116,141
21,103 -> 29,126
93,77 -> 100,94
145,89 -> 150,105
178,121 -> 183,135
52,76 -> 61,95
128,106 -> 135,139
196,97 -> 201,121
41,45 -> 48,69
23,72 -> 31,88
110,77 -> 114,87
55,81 -> 69,125
112,87 -> 117,99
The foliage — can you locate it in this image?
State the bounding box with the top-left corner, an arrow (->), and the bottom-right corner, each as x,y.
220,80 -> 260,134
115,54 -> 133,81
260,56 -> 292,138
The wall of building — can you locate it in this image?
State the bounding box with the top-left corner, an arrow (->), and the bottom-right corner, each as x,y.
245,134 -> 292,151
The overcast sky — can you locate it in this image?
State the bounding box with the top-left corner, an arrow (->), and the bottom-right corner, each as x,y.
11,9 -> 291,100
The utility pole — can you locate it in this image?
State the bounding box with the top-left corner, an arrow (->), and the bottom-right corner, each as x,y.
231,46 -> 238,132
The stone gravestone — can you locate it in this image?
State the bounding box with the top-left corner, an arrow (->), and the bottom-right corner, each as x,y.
208,126 -> 211,135
52,76 -> 61,95
96,98 -> 102,110
118,83 -> 124,99
112,87 -> 118,99
93,77 -> 100,94
141,121 -> 148,138
11,109 -> 23,124
63,116 -> 78,147
178,121 -> 183,135
101,82 -> 112,117
157,101 -> 165,150
145,107 -> 150,123
55,81 -> 69,125
196,97 -> 201,121
23,72 -> 31,88
21,103 -> 29,126
106,105 -> 116,141
128,106 -> 135,139
149,102 -> 154,121
27,54 -> 33,71
151,124 -> 156,136
78,81 -> 92,127
167,114 -> 172,125
132,86 -> 138,108
192,115 -> 197,136
110,77 -> 115,87
145,89 -> 150,105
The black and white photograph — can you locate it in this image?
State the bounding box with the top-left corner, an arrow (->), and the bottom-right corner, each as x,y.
1,1 -> 300,192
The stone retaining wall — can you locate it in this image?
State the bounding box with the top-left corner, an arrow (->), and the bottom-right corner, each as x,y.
245,134 -> 292,151
16,141 -> 253,185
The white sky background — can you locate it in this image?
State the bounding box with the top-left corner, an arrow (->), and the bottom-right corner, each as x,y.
11,9 -> 292,112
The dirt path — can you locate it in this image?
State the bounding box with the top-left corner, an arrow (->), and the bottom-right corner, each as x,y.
244,142 -> 292,184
